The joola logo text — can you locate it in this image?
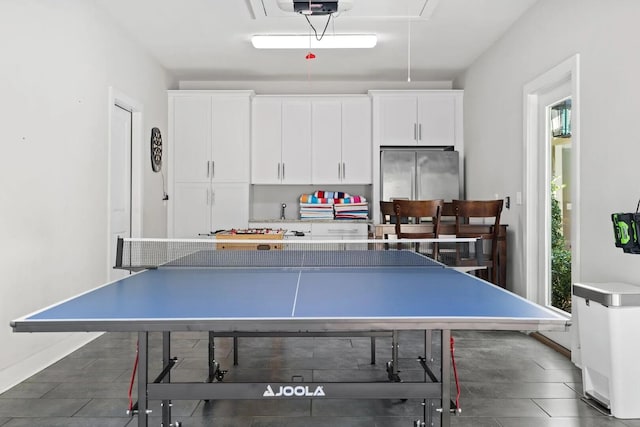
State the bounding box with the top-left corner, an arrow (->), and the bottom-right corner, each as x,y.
263,385 -> 326,397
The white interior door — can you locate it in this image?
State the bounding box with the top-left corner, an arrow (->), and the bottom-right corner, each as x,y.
524,55 -> 580,360
536,85 -> 573,349
109,104 -> 132,281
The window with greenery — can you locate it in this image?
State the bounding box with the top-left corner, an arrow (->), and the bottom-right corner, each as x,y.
551,179 -> 571,312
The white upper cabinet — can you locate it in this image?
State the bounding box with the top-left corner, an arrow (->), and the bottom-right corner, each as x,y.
311,97 -> 372,185
211,96 -> 250,182
374,91 -> 462,147
310,100 -> 342,184
281,99 -> 312,184
172,93 -> 250,183
172,96 -> 211,183
251,97 -> 312,184
251,97 -> 282,184
340,97 -> 372,183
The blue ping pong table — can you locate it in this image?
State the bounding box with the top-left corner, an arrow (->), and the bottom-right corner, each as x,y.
11,247 -> 568,427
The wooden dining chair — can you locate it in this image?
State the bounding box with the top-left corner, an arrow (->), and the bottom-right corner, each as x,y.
452,199 -> 504,285
392,199 -> 444,258
379,201 -> 397,249
380,201 -> 396,225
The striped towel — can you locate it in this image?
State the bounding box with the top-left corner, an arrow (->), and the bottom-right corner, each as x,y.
335,195 -> 367,204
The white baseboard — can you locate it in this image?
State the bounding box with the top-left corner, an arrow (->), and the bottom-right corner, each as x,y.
0,332 -> 103,393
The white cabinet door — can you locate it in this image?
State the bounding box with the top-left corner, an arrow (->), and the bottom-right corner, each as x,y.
210,182 -> 249,232
251,97 -> 282,184
212,96 -> 250,182
281,99 -> 312,184
311,100 -> 342,184
378,95 -> 418,146
312,222 -> 368,238
417,94 -> 456,146
173,96 -> 211,182
173,182 -> 249,236
173,182 -> 211,237
341,98 -> 372,184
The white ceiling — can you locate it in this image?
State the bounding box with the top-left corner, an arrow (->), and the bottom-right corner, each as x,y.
95,0 -> 539,82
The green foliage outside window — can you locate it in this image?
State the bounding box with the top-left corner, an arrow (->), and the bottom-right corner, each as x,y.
551,179 -> 572,312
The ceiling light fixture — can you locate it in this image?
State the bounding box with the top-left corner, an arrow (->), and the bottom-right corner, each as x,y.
251,34 -> 377,49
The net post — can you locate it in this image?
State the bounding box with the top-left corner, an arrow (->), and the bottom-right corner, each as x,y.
114,236 -> 124,269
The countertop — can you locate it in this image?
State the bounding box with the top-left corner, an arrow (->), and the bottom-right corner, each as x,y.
249,219 -> 371,224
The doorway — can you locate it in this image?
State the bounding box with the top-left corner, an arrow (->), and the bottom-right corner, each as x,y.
108,88 -> 143,281
523,55 -> 580,362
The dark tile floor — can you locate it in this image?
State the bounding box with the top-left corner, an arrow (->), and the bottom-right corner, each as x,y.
0,330 -> 635,427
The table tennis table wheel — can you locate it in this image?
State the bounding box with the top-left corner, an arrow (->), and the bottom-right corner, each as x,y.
215,369 -> 227,381
385,361 -> 401,383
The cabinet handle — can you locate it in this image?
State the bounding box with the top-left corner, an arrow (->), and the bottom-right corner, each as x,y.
414,123 -> 417,141
419,124 -> 422,141
206,187 -> 210,205
338,162 -> 341,179
211,188 -> 215,205
211,161 -> 214,178
282,163 -> 285,180
342,163 -> 346,180
277,163 -> 280,179
206,161 -> 210,178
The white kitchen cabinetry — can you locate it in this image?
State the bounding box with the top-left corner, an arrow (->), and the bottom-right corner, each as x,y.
251,97 -> 312,184
173,182 -> 249,237
373,91 -> 462,147
311,97 -> 372,185
311,222 -> 368,239
370,90 -> 464,224
168,91 -> 253,237
247,221 -> 367,241
312,222 -> 369,249
172,93 -> 250,183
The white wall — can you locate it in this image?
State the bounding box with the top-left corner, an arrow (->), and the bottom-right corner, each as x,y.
0,0 -> 175,391
456,0 -> 640,294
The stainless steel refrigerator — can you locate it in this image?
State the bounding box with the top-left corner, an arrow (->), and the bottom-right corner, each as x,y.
380,148 -> 461,201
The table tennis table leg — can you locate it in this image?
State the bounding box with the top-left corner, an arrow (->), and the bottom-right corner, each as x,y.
138,331 -> 149,427
425,330 -> 433,363
386,330 -> 401,382
207,331 -> 226,382
441,329 -> 452,427
162,331 -> 172,426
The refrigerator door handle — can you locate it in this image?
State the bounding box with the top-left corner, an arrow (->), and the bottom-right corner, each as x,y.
415,164 -> 420,198
411,173 -> 415,200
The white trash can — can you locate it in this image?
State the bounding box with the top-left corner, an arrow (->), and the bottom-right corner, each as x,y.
573,282 -> 640,419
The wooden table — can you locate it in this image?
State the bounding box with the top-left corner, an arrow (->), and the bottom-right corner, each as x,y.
373,223 -> 508,288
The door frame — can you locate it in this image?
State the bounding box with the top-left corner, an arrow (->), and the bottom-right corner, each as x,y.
107,87 -> 143,276
523,55 -> 581,361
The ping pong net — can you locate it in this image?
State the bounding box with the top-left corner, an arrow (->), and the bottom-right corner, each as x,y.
114,237 -> 481,271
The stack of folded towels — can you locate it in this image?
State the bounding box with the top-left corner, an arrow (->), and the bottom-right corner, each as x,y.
299,191 -> 369,220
